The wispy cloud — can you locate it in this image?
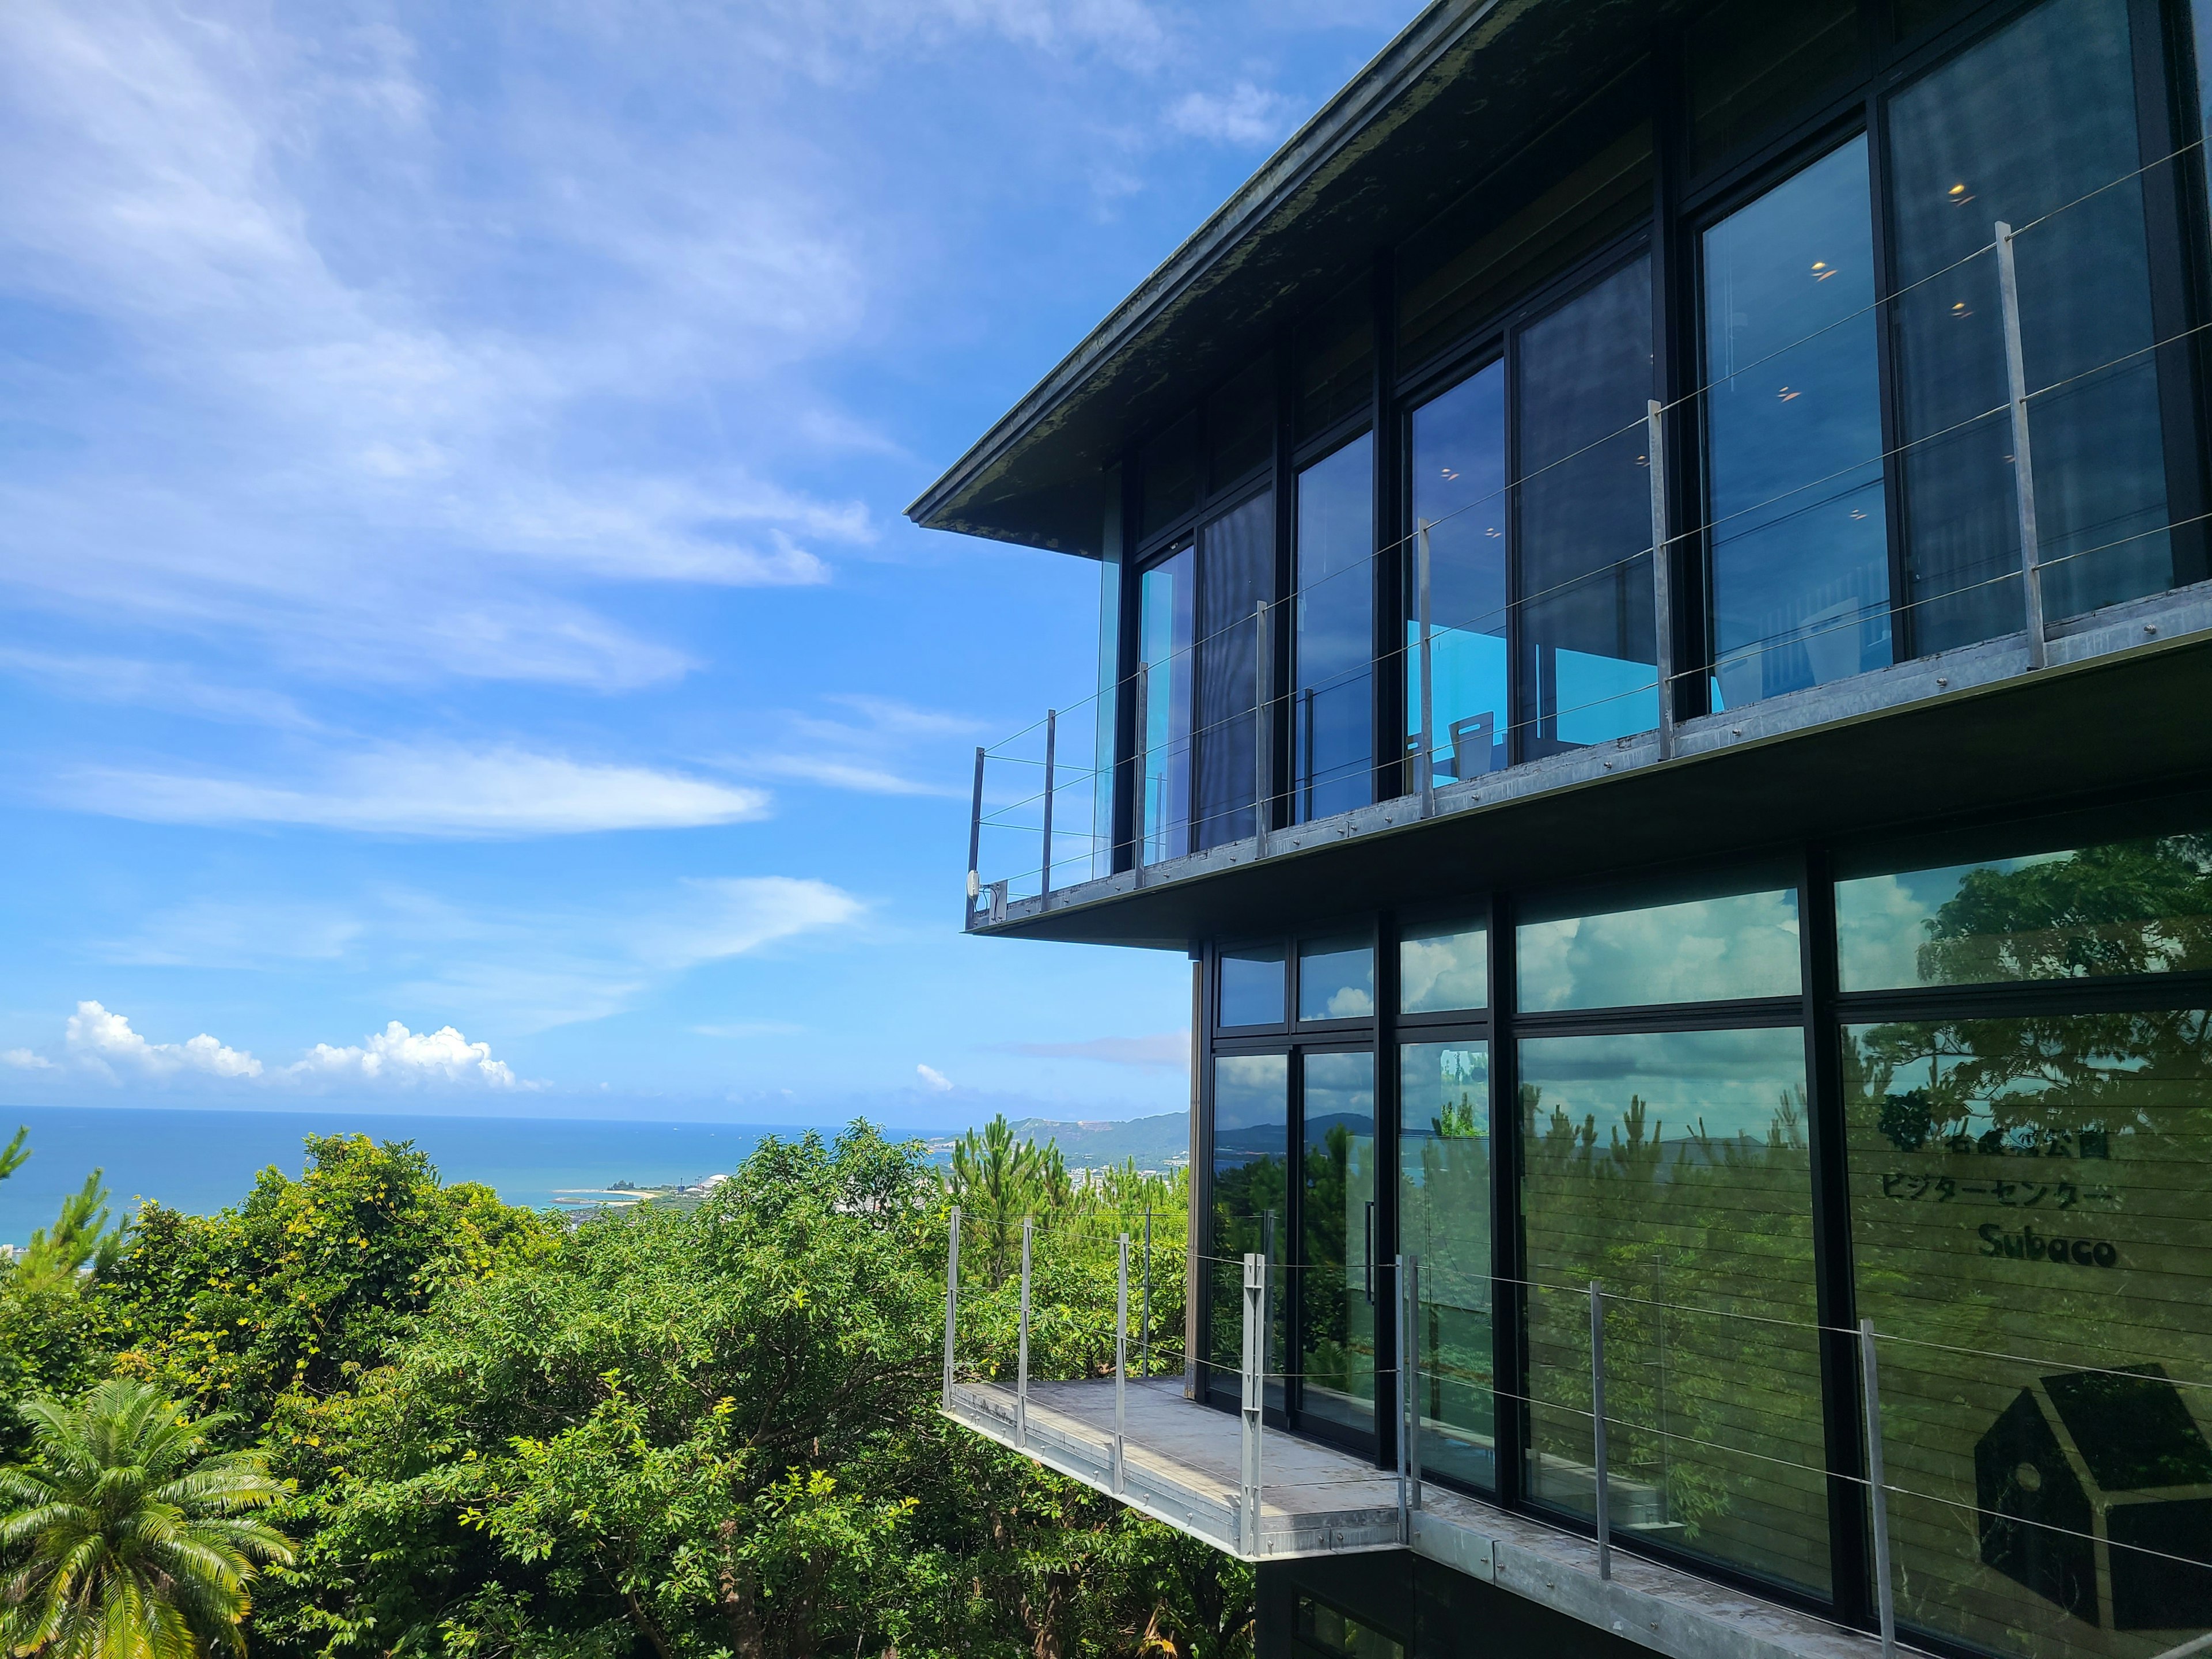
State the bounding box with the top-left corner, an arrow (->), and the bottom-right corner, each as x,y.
714,694 -> 981,797
692,1021 -> 808,1039
916,1062 -> 954,1092
1165,81 -> 1296,146
54,744 -> 772,837
1001,1031 -> 1188,1069
0,648 -> 321,730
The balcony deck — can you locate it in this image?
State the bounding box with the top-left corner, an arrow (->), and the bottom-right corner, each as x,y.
946,1374 -> 1886,1659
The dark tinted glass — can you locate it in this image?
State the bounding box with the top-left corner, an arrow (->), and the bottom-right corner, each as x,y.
1136,545 -> 1194,864
1209,1052 -> 1288,1407
1844,1009 -> 2212,1651
1887,0 -> 2171,652
1516,257 -> 1658,755
1195,492 -> 1274,850
1220,944 -> 1286,1027
1688,0 -> 1862,173
1296,1597 -> 1404,1659
1704,137 -> 1890,709
1398,124 -> 1653,372
1295,435 -> 1374,821
1400,1039 -> 1494,1490
1410,362 -> 1509,784
1521,1028 -> 1827,1596
1141,412 -> 1200,540
1836,831 -> 2212,990
1297,286 -> 1374,442
1298,933 -> 1375,1021
1209,357 -> 1275,490
1299,1050 -> 1378,1437
1400,916 -> 1488,1013
1892,0 -> 1981,40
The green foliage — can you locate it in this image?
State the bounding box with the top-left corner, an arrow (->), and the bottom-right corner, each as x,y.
94,1135 -> 558,1427
17,1174 -> 126,1292
0,1128 -> 29,1185
0,1378 -> 294,1659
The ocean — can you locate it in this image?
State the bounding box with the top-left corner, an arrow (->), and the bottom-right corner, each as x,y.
0,1105 -> 816,1246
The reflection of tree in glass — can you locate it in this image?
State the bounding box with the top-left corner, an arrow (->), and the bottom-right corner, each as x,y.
1304,1124 -> 1355,1396
1522,1082 -> 1827,1591
1209,1147 -> 1287,1381
1916,833 -> 2212,985
1846,837 -> 2212,1653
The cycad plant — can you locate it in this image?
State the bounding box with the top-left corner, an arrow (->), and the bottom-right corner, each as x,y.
0,1379 -> 294,1659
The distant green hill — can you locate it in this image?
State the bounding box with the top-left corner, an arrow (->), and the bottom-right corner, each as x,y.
922,1111 -> 1188,1175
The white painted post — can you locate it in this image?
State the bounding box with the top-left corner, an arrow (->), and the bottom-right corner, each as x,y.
1591,1281 -> 1611,1581
1142,1208 -> 1153,1378
1115,1233 -> 1130,1494
1995,222 -> 2049,670
1647,399 -> 1676,758
1241,1251 -> 1266,1555
1017,1218 -> 1033,1449
1417,522 -> 1435,817
942,1206 -> 962,1408
966,748 -> 986,927
1862,1320 -> 1897,1659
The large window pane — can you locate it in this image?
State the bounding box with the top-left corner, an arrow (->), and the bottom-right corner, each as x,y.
1137,546 -> 1194,864
1888,0 -> 2171,652
1688,0 -> 1861,173
1521,1028 -> 1827,1596
1220,944 -> 1286,1029
1209,357 -> 1274,490
1300,1050 -> 1378,1437
1400,1039 -> 1494,1490
1195,492 -> 1274,851
1844,1009 -> 2212,1652
1400,916 -> 1488,1014
1300,285 -> 1374,442
1517,257 -> 1660,755
1296,436 -> 1374,820
1142,412 -> 1200,540
1704,135 -> 1890,708
1410,362 -> 1509,785
1210,1053 -> 1289,1408
1299,934 -> 1374,1022
1837,831 -> 2212,990
1518,878 -> 1801,1011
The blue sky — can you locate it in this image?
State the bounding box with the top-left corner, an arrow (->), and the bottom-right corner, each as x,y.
0,0 -> 1410,1128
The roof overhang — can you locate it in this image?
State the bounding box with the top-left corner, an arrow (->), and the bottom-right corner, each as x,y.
904,0 -> 1677,556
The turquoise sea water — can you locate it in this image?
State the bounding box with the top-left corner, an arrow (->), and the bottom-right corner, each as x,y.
0,1106 -> 816,1245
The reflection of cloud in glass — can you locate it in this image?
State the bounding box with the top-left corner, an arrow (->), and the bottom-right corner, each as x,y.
1325,985 -> 1374,1017
1298,938 -> 1373,1021
1836,851 -> 2102,990
1400,921 -> 1487,1013
1521,1027 -> 1806,1141
1518,889 -> 1800,1011
1214,1052 -> 1286,1131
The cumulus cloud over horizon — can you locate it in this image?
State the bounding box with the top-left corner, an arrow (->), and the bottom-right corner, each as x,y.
17,1001 -> 528,1091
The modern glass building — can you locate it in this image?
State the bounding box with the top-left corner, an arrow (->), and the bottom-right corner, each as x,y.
913,3 -> 2212,1656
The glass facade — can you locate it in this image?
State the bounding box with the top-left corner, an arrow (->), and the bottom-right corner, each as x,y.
1409,363 -> 1508,785
1195,492 -> 1275,851
1297,437 -> 1376,821
1200,802 -> 2212,1647
1136,546 -> 1193,864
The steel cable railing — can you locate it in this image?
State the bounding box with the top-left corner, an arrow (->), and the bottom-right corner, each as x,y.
965,133 -> 2212,919
950,1231 -> 2212,1657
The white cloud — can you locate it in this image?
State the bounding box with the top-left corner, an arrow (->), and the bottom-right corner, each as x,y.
2,1049 -> 56,1070
633,877 -> 865,971
56,744 -> 771,838
290,1021 -> 518,1089
64,1000 -> 263,1080
692,1021 -> 807,1039
916,1062 -> 954,1092
1165,81 -> 1296,146
0,648 -> 320,730
715,696 -> 981,797
1003,1032 -> 1187,1069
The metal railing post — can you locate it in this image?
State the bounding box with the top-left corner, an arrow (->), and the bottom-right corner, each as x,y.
1647,399 -> 1676,758
1040,709 -> 1056,899
1017,1219 -> 1034,1449
1240,1251 -> 1265,1555
1416,521 -> 1435,817
965,748 -> 986,928
1406,1255 -> 1421,1511
1396,1253 -> 1411,1541
1142,1209 -> 1153,1378
1591,1281 -> 1611,1581
1862,1320 -> 1897,1659
1252,602 -> 1271,856
1115,1233 -> 1130,1494
942,1206 -> 961,1408
1995,222 -> 2049,670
